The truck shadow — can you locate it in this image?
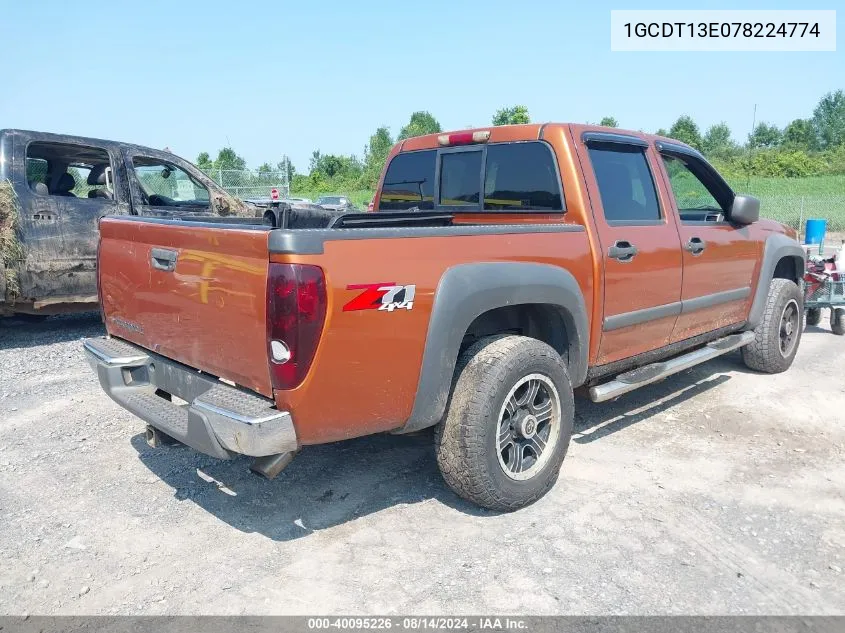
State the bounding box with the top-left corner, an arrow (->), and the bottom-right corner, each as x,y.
130,429 -> 489,542
0,312 -> 103,350
574,371 -> 732,444
129,355 -> 747,542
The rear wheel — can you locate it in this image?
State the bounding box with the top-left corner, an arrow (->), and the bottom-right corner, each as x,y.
805,307 -> 822,327
832,308 -> 845,336
435,335 -> 574,512
742,278 -> 803,373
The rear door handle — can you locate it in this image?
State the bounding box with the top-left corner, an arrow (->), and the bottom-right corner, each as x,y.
685,237 -> 706,255
607,240 -> 638,262
151,247 -> 178,271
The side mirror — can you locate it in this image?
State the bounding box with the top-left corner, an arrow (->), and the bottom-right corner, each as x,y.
730,194 -> 760,225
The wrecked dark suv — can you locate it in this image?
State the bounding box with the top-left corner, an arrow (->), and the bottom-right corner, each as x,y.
0,129 -> 249,318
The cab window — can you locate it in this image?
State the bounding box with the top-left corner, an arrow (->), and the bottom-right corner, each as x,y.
132,159 -> 209,207
379,150 -> 436,210
378,142 -> 562,212
483,143 -> 561,210
661,154 -> 726,222
439,151 -> 481,207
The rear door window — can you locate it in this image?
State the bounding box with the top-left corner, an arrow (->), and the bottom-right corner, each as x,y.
379,150 -> 435,210
25,142 -> 114,200
587,145 -> 661,223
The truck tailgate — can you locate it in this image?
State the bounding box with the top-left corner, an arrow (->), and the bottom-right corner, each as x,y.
97,217 -> 273,397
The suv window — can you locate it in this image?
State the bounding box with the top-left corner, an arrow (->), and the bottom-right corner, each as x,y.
25,142 -> 113,200
587,145 -> 660,222
661,154 -> 725,221
440,151 -> 481,207
484,143 -> 562,210
380,150 -> 435,210
133,159 -> 209,207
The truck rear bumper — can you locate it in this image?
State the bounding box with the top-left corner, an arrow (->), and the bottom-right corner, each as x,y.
83,336 -> 297,459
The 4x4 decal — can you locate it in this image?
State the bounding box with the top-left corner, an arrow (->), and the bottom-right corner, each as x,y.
343,283 -> 416,312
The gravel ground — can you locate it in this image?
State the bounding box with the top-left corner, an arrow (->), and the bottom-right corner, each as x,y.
0,313 -> 843,615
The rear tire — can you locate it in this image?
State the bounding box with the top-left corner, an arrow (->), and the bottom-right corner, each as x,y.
805,307 -> 822,327
435,335 -> 574,512
832,308 -> 845,336
742,278 -> 803,373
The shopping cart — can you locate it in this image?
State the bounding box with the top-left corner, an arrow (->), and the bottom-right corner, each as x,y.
804,259 -> 845,335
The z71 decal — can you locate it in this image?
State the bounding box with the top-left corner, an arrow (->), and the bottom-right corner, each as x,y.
343,283 -> 416,312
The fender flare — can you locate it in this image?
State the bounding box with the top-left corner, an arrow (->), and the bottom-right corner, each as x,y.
746,233 -> 806,330
396,262 -> 589,433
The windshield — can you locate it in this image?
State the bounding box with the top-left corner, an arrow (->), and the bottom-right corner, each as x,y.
317,196 -> 343,204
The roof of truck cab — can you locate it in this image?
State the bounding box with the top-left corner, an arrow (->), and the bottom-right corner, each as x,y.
395,123 -> 693,153
0,128 -> 174,156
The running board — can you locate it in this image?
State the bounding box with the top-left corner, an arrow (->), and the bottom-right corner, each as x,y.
588,331 -> 755,403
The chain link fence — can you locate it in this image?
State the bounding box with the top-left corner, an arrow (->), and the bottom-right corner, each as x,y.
208,169 -> 290,201
752,194 -> 845,234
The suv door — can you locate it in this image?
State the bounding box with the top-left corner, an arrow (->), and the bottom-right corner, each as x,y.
656,145 -> 758,342
13,136 -> 120,305
576,132 -> 684,365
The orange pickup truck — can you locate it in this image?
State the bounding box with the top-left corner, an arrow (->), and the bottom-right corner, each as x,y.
84,123 -> 805,511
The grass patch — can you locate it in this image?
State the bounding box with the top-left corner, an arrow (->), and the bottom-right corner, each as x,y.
729,176 -> 845,230
0,180 -> 23,300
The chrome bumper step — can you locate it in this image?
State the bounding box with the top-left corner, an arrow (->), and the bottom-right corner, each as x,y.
588,331 -> 755,403
83,336 -> 298,458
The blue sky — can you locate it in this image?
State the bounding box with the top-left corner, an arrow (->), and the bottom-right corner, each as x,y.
1,0 -> 841,172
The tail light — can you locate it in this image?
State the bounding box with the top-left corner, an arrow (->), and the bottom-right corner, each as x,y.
437,130 -> 490,146
266,263 -> 327,390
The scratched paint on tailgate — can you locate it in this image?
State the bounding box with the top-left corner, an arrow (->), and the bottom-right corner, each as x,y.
97,218 -> 272,397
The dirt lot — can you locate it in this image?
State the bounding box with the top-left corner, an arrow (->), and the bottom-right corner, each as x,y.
0,313 -> 843,615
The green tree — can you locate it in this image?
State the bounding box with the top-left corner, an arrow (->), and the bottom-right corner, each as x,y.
812,89 -> 845,149
655,128 -> 669,137
196,152 -> 213,173
747,122 -> 783,149
701,122 -> 736,156
213,147 -> 247,172
398,111 -> 442,140
782,118 -> 818,150
739,149 -> 824,177
668,115 -> 703,150
363,126 -> 394,187
492,105 -> 530,126
276,156 -> 295,184
309,150 -> 323,174
599,116 -> 618,128
309,152 -> 363,181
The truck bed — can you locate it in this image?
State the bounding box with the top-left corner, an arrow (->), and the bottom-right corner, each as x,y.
97,214 -> 593,444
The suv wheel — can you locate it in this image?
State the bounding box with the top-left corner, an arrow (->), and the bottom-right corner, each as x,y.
742,278 -> 803,373
805,307 -> 822,327
832,308 -> 845,336
435,335 -> 574,511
